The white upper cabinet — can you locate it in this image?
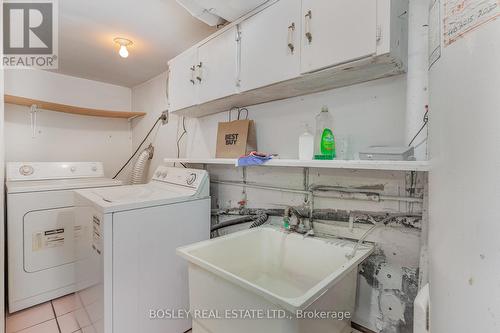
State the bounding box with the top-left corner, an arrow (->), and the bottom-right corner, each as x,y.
168,47 -> 198,111
197,27 -> 239,104
239,0 -> 302,92
300,0 -> 378,73
168,0 -> 406,116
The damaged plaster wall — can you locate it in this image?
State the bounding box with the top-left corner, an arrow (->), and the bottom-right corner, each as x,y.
206,165 -> 424,333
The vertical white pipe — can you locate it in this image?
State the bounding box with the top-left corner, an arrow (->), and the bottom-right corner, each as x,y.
407,3 -> 431,331
406,0 -> 430,160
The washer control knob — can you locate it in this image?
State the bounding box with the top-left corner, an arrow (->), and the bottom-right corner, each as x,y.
186,173 -> 197,185
91,166 -> 98,172
160,172 -> 168,178
70,167 -> 77,173
19,165 -> 34,176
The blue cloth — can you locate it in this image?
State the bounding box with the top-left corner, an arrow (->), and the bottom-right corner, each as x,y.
236,153 -> 272,167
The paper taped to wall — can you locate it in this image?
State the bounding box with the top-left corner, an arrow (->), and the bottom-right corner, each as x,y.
445,0 -> 500,46
429,0 -> 442,68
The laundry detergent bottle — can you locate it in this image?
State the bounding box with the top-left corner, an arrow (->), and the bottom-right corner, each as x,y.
314,106 -> 336,160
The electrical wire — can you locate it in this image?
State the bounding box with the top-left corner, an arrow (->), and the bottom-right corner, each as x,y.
176,117 -> 187,157
408,106 -> 429,147
112,114 -> 164,179
176,117 -> 187,168
346,215 -> 393,259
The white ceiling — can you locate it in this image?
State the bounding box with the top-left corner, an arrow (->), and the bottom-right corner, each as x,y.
54,0 -> 215,87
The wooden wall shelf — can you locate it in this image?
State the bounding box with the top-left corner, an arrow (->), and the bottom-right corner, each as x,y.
4,94 -> 146,119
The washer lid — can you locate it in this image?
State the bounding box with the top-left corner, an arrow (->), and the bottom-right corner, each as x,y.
6,177 -> 123,194
76,182 -> 200,213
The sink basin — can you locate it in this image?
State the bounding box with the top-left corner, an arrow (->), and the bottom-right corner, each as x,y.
177,226 -> 373,333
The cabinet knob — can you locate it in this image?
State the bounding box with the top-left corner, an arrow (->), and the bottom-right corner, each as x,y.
288,22 -> 296,53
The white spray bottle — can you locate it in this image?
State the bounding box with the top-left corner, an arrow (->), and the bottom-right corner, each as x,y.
299,123 -> 314,160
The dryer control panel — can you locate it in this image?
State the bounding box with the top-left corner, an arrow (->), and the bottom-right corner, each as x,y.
152,166 -> 208,190
7,162 -> 105,181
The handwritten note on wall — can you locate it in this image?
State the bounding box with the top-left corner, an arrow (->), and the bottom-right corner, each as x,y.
445,0 -> 500,45
429,0 -> 442,68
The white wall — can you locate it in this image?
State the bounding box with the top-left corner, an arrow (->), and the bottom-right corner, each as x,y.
186,76 -> 407,159
5,69 -> 132,111
428,7 -> 500,333
131,72 -> 181,180
4,70 -> 133,178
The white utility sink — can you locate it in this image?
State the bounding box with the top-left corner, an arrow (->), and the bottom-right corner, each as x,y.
177,226 -> 374,333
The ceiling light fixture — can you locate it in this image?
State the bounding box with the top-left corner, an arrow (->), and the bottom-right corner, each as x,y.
113,37 -> 133,58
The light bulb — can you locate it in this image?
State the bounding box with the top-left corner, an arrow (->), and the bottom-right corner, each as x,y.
114,37 -> 132,58
119,45 -> 129,58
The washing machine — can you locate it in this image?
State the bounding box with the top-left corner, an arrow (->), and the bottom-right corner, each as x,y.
74,165 -> 210,333
6,162 -> 123,312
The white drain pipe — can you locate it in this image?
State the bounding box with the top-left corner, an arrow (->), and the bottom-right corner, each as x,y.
407,2 -> 431,331
406,0 -> 430,160
414,283 -> 430,333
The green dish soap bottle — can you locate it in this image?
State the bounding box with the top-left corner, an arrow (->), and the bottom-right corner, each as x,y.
314,106 -> 336,160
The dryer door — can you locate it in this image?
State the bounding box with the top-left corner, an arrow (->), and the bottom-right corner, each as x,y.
24,207 -> 76,272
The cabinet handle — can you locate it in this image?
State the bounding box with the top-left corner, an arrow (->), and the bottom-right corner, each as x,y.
288,22 -> 295,53
305,10 -> 312,44
196,62 -> 203,83
236,25 -> 242,87
189,66 -> 196,85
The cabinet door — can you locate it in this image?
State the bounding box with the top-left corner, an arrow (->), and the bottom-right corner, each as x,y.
240,0 -> 301,92
197,27 -> 238,104
301,0 -> 377,73
168,47 -> 198,111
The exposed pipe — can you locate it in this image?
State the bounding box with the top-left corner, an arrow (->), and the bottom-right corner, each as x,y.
418,173 -> 430,287
346,215 -> 392,259
211,216 -> 255,232
212,180 -> 310,195
211,180 -> 423,203
313,191 -> 422,203
310,185 -> 423,203
210,212 -> 269,232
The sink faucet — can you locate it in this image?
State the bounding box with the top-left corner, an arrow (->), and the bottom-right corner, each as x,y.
283,206 -> 314,238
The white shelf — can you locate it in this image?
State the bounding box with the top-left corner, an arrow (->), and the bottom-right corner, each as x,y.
163,158 -> 431,172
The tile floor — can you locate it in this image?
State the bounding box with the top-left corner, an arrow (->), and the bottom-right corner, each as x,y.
6,295 -> 361,333
6,294 -> 91,333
